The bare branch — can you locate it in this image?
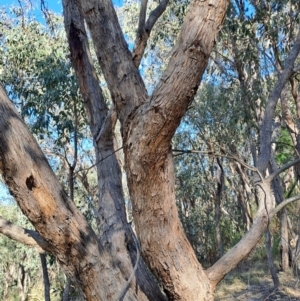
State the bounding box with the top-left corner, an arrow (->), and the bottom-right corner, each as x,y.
266,157 -> 300,183
145,0 -> 169,32
270,194 -> 300,217
136,0 -> 148,39
0,216 -> 51,254
132,0 -> 169,67
258,26 -> 300,173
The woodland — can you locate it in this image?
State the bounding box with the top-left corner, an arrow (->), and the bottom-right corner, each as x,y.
0,0 -> 300,300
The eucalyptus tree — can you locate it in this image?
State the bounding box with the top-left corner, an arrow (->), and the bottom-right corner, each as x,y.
211,0 -> 300,276
1,1 -> 300,301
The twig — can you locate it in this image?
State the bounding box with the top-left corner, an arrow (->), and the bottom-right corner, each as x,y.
73,147 -> 123,176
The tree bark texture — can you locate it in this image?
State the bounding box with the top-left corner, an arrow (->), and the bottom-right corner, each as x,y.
0,86 -> 147,301
69,0 -> 227,299
63,1 -> 167,300
265,229 -> 280,288
5,1 -> 300,301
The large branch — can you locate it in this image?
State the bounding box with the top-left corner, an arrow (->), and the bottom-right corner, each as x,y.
78,0 -> 148,124
126,0 -> 228,160
0,85 -> 124,301
122,1 -> 228,299
257,26 -> 300,173
0,216 -> 50,254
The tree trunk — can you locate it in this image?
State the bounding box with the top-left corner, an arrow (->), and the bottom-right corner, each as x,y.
215,158 -> 224,258
280,209 -> 289,271
2,1 -> 300,301
40,254 -> 51,301
0,86 -> 159,301
63,1 -> 167,300
265,229 -> 280,288
62,277 -> 71,301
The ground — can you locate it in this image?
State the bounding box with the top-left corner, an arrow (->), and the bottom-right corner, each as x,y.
215,257 -> 300,300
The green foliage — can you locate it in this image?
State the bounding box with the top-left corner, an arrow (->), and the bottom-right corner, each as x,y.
275,128 -> 294,165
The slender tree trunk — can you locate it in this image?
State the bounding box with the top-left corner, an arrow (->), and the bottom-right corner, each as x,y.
17,264 -> 26,301
270,153 -> 290,271
40,254 -> 51,301
280,209 -> 289,271
215,158 -> 224,258
265,229 -> 280,288
62,277 -> 71,301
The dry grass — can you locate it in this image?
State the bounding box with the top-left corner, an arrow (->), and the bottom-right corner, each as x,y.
214,259 -> 300,301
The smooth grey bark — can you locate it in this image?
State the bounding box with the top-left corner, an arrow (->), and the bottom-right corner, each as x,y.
208,26 -> 300,287
258,27 -> 300,172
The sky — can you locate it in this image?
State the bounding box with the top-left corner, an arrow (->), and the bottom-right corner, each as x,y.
0,0 -> 123,15
1,0 -> 62,13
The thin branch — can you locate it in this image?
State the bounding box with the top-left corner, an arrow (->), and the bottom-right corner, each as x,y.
136,0 -> 148,39
0,216 -> 51,254
270,194 -> 300,217
71,100 -> 78,170
73,147 -> 123,177
132,0 -> 169,67
145,0 -> 169,33
40,0 -> 54,31
266,157 -> 300,183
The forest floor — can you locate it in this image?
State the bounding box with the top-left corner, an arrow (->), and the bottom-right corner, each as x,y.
215,257 -> 300,300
